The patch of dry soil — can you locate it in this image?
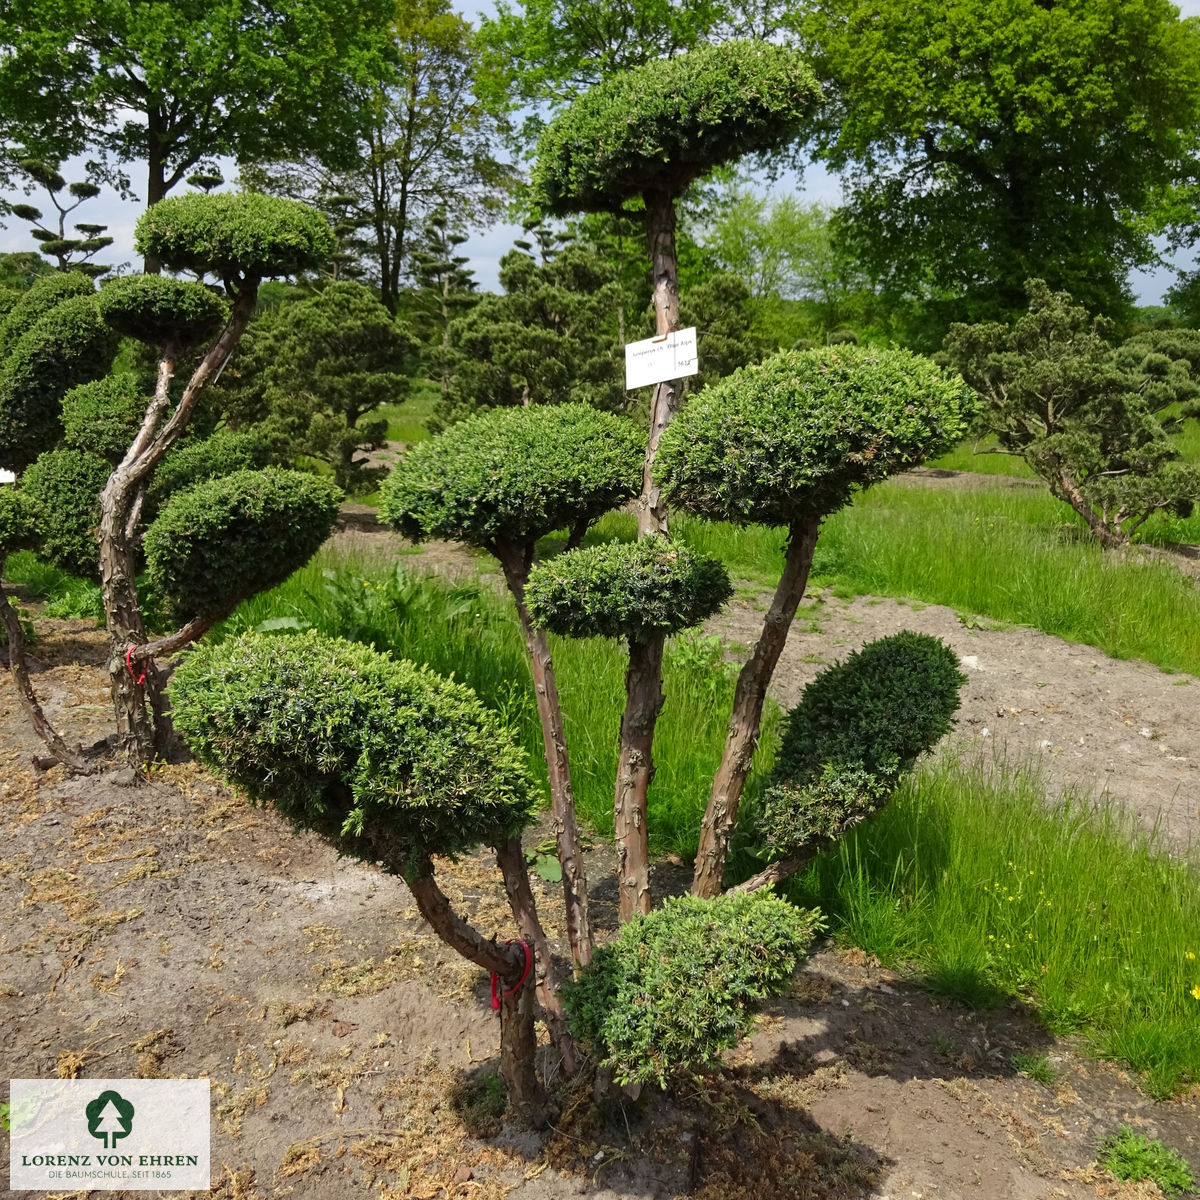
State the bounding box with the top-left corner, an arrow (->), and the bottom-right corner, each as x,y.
709,595 -> 1200,850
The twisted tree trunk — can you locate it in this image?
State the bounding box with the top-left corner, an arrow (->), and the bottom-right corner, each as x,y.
406,863 -> 552,1128
691,517 -> 820,898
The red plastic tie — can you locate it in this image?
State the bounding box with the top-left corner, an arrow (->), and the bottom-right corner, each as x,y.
125,645 -> 147,686
490,939 -> 533,1011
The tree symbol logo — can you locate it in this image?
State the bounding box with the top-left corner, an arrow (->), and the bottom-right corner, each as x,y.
85,1090 -> 135,1149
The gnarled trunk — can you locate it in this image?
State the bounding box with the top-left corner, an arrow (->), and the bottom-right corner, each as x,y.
495,836 -> 579,1075
494,539 -> 593,968
613,636 -> 663,921
406,863 -> 552,1128
692,517 -> 820,898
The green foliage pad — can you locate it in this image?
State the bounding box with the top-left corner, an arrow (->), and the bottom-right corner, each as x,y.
144,468 -> 341,621
170,630 -> 538,874
566,893 -> 822,1087
531,41 -> 820,213
654,345 -> 974,527
527,537 -> 732,643
97,273 -> 228,351
381,403 -> 643,546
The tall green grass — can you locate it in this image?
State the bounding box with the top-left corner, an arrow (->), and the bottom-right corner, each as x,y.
216,549 -> 776,858
787,757 -> 1200,1097
812,483 -> 1200,673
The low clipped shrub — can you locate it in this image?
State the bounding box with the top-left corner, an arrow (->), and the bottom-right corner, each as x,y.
530,41 -> 820,215
169,630 -> 538,873
21,448 -> 111,578
762,633 -> 966,856
143,469 -> 340,621
98,274 -> 228,351
0,294 -> 118,472
566,893 -> 823,1087
527,538 -> 732,643
381,404 -> 643,546
653,346 -> 974,527
0,271 -> 94,358
60,374 -> 149,462
134,193 -> 335,282
146,425 -> 281,515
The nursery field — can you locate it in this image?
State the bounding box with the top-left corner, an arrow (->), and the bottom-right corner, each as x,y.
2,462 -> 1199,1198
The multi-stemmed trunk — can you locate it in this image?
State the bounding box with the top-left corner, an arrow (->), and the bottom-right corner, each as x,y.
493,539 -> 593,969
405,861 -> 551,1127
691,517 -> 821,898
99,288 -> 259,767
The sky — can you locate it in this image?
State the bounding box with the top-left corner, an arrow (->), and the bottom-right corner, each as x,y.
4,0 -> 1199,304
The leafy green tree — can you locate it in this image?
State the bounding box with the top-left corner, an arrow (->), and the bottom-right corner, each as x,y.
407,210 -> 479,394
653,345 -> 973,895
0,0 -> 392,256
430,239 -> 626,431
800,0 -> 1200,335
244,0 -> 512,313
944,281 -> 1200,549
223,282 -> 418,490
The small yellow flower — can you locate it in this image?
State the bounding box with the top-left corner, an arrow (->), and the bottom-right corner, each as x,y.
1187,951 -> 1196,961
1191,985 -> 1200,1001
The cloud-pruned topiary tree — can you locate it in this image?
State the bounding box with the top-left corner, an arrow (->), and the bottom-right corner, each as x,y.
168,630 -> 555,1126
527,538 -> 731,920
653,344 -> 974,896
89,192 -> 335,766
382,404 -> 644,974
944,281 -> 1200,549
733,632 -> 967,895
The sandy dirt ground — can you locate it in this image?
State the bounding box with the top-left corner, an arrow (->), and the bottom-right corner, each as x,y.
1,501 -> 1198,1198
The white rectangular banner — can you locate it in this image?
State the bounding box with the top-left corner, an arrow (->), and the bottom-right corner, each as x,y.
9,1078 -> 210,1192
624,326 -> 699,390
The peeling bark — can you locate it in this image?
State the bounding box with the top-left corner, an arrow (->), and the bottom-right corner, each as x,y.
494,539 -> 593,968
692,517 -> 821,898
613,636 -> 663,921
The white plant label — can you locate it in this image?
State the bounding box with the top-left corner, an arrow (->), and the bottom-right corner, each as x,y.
624,327 -> 699,390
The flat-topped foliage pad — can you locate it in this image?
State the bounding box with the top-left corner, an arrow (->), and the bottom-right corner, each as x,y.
170,631 -> 538,873
527,537 -> 731,643
60,374 -> 149,462
144,468 -> 340,621
134,192 -> 335,282
98,274 -> 228,350
381,404 -> 643,546
654,345 -> 974,526
531,41 -> 820,213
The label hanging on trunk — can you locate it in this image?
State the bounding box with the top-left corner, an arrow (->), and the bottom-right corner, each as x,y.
625,327 -> 699,390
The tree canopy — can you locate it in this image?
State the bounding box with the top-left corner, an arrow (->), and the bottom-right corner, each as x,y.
530,40 -> 820,215
800,0 -> 1200,333
0,0 -> 395,211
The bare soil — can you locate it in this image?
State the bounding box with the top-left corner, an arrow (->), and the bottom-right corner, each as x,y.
2,523 -> 1199,1198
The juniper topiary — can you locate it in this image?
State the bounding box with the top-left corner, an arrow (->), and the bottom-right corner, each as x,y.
652,345 -> 973,897
98,274 -> 228,353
